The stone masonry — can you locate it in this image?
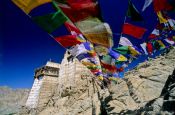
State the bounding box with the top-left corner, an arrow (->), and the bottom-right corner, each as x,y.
25,61 -> 60,108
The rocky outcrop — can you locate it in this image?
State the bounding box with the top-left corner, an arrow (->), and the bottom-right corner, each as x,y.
20,48 -> 175,115
105,48 -> 175,114
117,68 -> 175,115
0,86 -> 29,115
21,55 -> 110,115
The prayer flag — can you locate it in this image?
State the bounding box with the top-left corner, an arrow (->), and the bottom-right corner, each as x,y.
140,43 -> 148,55
148,29 -> 159,39
119,36 -> 133,46
32,10 -> 69,33
64,21 -> 82,35
146,42 -> 153,54
164,38 -> 175,45
142,0 -> 153,11
113,46 -> 129,55
122,23 -> 147,39
12,0 -> 52,14
55,35 -> 82,48
68,43 -> 88,57
157,11 -> 168,23
153,0 -> 173,12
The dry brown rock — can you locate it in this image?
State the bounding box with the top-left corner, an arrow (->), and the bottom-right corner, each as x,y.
105,48 -> 175,114
20,48 -> 175,115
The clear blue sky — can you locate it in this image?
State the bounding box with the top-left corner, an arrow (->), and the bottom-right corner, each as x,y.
0,0 -> 65,88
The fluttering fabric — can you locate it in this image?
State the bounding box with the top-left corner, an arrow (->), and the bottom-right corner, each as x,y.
12,0 -> 175,81
122,23 -> 147,39
157,11 -> 168,23
55,35 -> 84,48
142,0 -> 153,11
153,0 -> 173,12
32,10 -> 69,33
12,0 -> 52,14
119,36 -> 133,46
148,29 -> 160,39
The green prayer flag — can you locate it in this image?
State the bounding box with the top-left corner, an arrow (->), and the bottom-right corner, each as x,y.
32,8 -> 68,33
113,46 -> 129,55
102,55 -> 113,65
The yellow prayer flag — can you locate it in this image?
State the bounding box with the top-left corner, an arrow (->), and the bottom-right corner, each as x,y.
12,0 -> 52,14
117,55 -> 127,62
82,61 -> 95,67
84,32 -> 113,48
157,40 -> 165,49
157,11 -> 168,24
173,36 -> 175,41
128,46 -> 140,57
98,76 -> 103,81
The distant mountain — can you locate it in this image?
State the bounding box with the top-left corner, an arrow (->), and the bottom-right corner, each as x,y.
0,86 -> 29,115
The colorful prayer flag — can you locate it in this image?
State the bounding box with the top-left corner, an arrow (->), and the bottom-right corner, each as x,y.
58,1 -> 98,22
168,19 -> 175,29
83,23 -> 113,47
164,38 -> 175,45
109,49 -> 120,59
101,61 -> 117,72
119,36 -> 133,46
153,0 -> 173,12
12,0 -> 52,14
157,40 -> 166,49
122,23 -> 147,39
146,42 -> 153,54
148,29 -> 159,39
128,46 -> 140,57
113,46 -> 129,55
32,10 -> 69,33
142,0 -> 153,11
68,43 -> 88,57
64,21 -> 82,35
157,11 -> 168,23
117,55 -> 128,62
140,43 -> 148,55
94,45 -> 108,56
55,35 -> 82,48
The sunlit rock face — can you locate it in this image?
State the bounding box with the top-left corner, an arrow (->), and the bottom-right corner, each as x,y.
105,48 -> 175,114
11,48 -> 175,115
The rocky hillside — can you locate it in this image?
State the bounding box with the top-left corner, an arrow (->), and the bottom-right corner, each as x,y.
0,86 -> 29,115
106,48 -> 175,114
21,48 -> 175,115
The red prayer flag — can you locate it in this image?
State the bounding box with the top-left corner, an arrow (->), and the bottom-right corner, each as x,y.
101,61 -> 117,72
153,0 -> 173,12
122,23 -> 147,39
58,2 -> 98,22
116,67 -> 124,72
67,0 -> 97,11
146,42 -> 153,54
148,34 -> 157,39
64,22 -> 82,34
91,69 -> 100,73
55,35 -> 82,48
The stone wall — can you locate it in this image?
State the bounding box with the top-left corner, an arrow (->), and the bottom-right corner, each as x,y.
37,76 -> 58,108
25,76 -> 43,108
25,61 -> 59,109
58,52 -> 94,89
